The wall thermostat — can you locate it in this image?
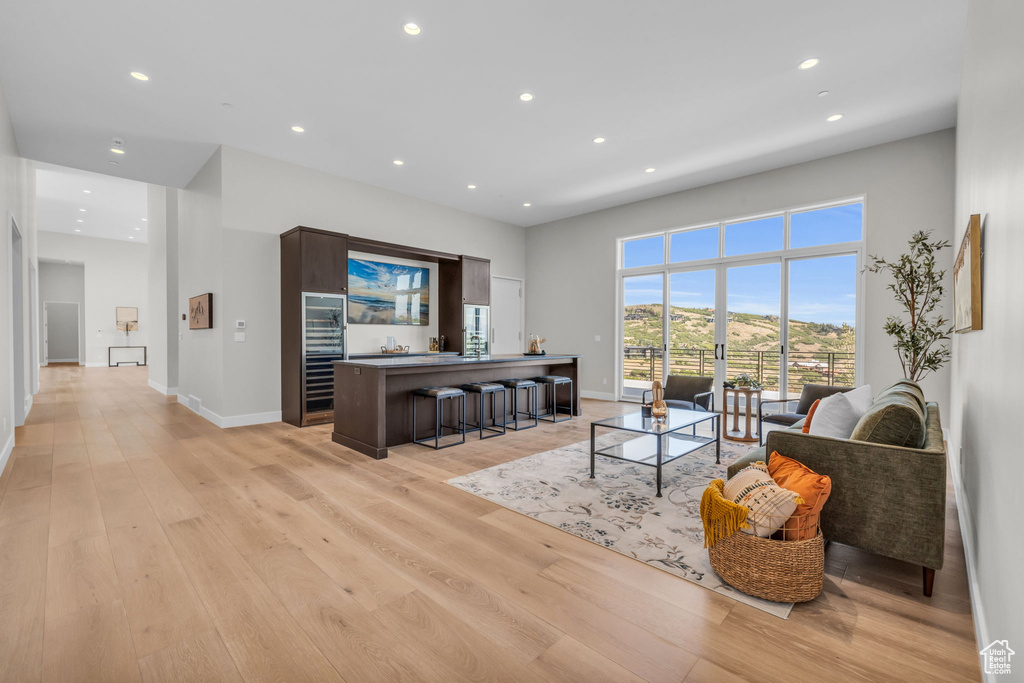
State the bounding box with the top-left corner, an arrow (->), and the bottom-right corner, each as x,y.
236,320 -> 246,329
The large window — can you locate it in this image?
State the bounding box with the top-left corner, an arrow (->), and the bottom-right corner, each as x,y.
618,198 -> 863,401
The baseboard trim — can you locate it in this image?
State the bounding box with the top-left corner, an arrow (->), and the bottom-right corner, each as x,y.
580,390 -> 617,401
47,358 -> 79,363
948,444 -> 990,680
147,379 -> 179,396
84,362 -> 107,368
174,394 -> 281,429
0,430 -> 14,480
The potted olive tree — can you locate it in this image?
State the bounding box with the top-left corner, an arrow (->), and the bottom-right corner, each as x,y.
865,231 -> 953,382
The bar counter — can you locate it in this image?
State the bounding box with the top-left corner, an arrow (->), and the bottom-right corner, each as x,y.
331,353 -> 581,458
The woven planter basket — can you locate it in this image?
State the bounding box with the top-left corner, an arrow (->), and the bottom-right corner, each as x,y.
708,530 -> 824,603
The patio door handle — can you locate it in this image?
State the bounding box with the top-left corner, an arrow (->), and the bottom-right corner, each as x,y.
714,343 -> 719,360
780,345 -> 785,355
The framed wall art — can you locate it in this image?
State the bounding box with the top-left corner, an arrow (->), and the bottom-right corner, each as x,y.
189,293 -> 213,329
953,213 -> 982,333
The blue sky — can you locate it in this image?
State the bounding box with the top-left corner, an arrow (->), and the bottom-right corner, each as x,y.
623,204 -> 861,325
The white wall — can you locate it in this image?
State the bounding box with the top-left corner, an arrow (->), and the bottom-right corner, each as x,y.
38,261 -> 85,362
525,130 -> 956,403
0,78 -> 36,465
146,184 -> 180,393
175,145 -> 525,423
36,231 -> 148,366
177,148 -> 223,416
950,0 -> 1024,666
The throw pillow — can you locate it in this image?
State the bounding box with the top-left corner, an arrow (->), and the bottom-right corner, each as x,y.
843,384 -> 874,414
767,452 -> 831,541
801,399 -> 822,433
808,391 -> 863,439
722,462 -> 804,538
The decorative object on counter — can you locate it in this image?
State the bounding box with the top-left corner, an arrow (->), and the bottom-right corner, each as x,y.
188,293 -> 212,329
429,336 -> 439,351
865,230 -> 953,381
650,379 -> 668,422
115,306 -> 138,344
439,335 -> 446,352
348,258 -> 430,325
953,214 -> 983,333
379,345 -> 409,354
525,333 -> 547,355
385,335 -> 397,351
731,372 -> 762,390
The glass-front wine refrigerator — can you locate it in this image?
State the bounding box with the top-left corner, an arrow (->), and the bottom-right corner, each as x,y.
301,292 -> 348,424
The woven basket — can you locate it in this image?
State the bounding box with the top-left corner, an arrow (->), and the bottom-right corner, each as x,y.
708,530 -> 824,602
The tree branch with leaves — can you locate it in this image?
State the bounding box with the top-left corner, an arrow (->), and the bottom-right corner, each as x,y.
865,231 -> 954,382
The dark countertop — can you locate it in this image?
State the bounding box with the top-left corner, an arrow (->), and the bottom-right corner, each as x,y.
334,353 -> 580,369
348,352 -> 459,360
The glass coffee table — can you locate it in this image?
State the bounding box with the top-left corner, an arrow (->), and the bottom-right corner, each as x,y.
590,408 -> 721,497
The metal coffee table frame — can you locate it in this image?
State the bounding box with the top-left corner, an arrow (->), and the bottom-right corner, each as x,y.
590,408 -> 721,497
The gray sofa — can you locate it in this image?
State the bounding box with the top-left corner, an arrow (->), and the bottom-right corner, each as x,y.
727,380 -> 946,596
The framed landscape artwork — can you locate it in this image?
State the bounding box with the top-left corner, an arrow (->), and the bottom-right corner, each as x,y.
953,214 -> 982,333
189,293 -> 213,329
116,306 -> 138,332
347,258 -> 430,325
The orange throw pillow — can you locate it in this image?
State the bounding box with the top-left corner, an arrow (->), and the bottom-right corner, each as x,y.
767,451 -> 831,541
801,399 -> 822,433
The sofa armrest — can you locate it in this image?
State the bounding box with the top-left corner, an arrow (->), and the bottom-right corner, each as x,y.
764,429 -> 947,570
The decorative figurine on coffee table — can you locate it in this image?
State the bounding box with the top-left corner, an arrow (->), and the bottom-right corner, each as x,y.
651,380 -> 668,424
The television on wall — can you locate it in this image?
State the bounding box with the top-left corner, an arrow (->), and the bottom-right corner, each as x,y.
347,258 -> 430,325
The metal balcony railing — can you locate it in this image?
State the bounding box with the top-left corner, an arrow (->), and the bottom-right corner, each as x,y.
623,346 -> 855,396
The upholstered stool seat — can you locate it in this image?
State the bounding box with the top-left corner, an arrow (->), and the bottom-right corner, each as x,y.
496,379 -> 538,430
460,383 -> 507,439
533,375 -> 573,423
412,386 -> 466,449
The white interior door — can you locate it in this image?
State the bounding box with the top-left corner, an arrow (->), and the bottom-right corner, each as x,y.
490,276 -> 524,354
42,302 -> 48,366
42,301 -> 80,363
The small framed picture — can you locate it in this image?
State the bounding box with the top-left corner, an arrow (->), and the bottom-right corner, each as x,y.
189,293 -> 213,329
953,214 -> 982,333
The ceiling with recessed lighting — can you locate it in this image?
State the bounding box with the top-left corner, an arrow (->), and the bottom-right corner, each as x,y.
35,162 -> 148,243
0,1 -> 967,227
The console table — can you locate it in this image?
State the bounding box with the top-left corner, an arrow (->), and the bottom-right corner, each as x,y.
108,346 -> 147,367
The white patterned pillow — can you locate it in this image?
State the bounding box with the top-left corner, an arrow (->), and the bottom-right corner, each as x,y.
723,462 -> 804,537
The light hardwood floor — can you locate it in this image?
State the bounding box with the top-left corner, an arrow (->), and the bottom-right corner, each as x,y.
0,365 -> 981,682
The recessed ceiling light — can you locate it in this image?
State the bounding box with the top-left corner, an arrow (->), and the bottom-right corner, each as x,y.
291,125 -> 305,133
110,148 -> 125,154
134,227 -> 141,231
519,93 -> 534,102
83,189 -> 91,194
393,159 -> 404,165
129,236 -> 134,239
798,58 -> 820,70
76,219 -> 83,223
523,203 -> 532,207
827,113 -> 844,122
403,22 -> 421,35
74,229 -> 81,232
129,71 -> 149,81
818,90 -> 830,98
644,168 -> 656,173
593,137 -> 606,144
142,218 -> 147,221
109,161 -> 119,165
79,208 -> 86,212
467,185 -> 477,190
221,102 -> 234,109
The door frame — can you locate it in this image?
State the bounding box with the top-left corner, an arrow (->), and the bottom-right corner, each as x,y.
491,275 -> 525,354
42,300 -> 83,364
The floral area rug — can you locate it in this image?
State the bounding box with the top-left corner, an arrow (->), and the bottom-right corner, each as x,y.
447,431 -> 794,618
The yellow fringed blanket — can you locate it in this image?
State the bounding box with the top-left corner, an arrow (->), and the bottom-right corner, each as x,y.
700,479 -> 749,548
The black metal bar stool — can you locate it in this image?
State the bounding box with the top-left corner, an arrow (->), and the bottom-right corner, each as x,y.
460,382 -> 507,439
412,386 -> 466,449
496,379 -> 538,431
534,375 -> 573,422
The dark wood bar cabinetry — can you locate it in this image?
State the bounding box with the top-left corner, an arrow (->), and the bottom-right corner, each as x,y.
281,227 -> 349,426
280,226 -> 491,427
